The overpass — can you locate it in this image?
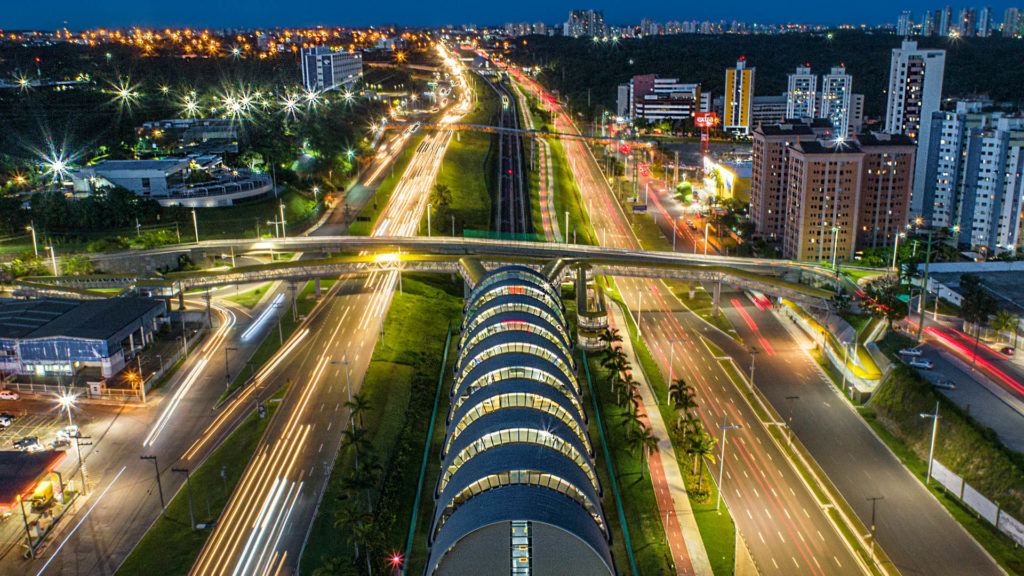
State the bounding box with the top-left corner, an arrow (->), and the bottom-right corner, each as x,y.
27,236 -> 838,311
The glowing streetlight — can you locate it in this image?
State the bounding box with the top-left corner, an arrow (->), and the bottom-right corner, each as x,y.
279,203 -> 287,237
57,393 -> 77,427
191,209 -> 199,243
46,245 -> 58,275
891,232 -> 906,272
26,222 -> 38,257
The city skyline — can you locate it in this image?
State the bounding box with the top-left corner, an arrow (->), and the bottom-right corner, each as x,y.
5,1 -> 1024,31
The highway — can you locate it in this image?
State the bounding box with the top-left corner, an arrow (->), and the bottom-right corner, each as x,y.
717,287 -> 1002,575
510,70 -> 868,575
188,43 -> 472,576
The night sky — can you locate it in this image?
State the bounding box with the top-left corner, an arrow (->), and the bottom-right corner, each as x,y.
3,1 -> 1019,30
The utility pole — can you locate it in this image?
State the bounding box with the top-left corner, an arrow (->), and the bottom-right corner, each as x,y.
917,230 -> 934,343
140,455 -> 166,517
73,435 -> 91,495
866,496 -> 884,562
785,395 -> 799,446
172,467 -> 196,531
224,346 -> 237,388
750,347 -> 758,387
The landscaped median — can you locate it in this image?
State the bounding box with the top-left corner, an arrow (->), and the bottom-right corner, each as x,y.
116,404 -> 278,575
347,132 -> 428,236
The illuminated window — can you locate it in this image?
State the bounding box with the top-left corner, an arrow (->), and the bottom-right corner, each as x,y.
445,392 -> 590,456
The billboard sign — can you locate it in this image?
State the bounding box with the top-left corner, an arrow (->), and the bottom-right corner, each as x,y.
695,112 -> 719,128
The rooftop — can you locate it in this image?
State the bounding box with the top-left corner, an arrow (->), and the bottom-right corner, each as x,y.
0,450 -> 66,509
87,159 -> 188,173
0,297 -> 164,341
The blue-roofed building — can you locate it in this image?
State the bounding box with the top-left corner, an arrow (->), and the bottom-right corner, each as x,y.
425,266 -> 615,576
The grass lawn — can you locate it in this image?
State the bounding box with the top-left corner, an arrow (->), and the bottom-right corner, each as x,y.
301,274 -> 463,576
665,280 -> 737,338
348,132 -> 428,236
549,138 -> 597,245
189,188 -> 319,240
116,404 -> 278,576
423,73 -> 498,236
223,283 -> 271,309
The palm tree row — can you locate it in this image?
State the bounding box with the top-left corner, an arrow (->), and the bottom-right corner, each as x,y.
599,328 -> 661,477
669,376 -> 717,498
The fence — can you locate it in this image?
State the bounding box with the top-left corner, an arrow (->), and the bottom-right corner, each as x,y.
932,458 -> 1024,547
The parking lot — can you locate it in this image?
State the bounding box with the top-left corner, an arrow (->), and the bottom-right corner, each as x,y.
0,399 -> 88,452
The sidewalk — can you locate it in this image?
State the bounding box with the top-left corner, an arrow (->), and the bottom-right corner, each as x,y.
608,303 -> 713,576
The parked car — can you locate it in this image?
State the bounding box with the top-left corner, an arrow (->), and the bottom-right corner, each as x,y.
934,379 -> 957,390
12,436 -> 43,452
908,358 -> 935,369
1001,346 -> 1015,356
51,437 -> 71,449
899,347 -> 924,357
0,390 -> 19,401
0,412 -> 14,427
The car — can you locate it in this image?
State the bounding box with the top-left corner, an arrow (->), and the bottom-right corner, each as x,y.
51,438 -> 71,449
934,379 -> 957,390
0,390 -> 19,401
1001,346 -> 1015,356
899,347 -> 924,357
12,436 -> 43,452
63,425 -> 80,438
686,220 -> 697,230
908,358 -> 935,369
0,412 -> 14,427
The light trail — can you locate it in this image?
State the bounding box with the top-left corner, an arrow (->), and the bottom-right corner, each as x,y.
241,293 -> 285,341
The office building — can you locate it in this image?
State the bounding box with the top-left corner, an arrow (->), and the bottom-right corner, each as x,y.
850,94 -> 866,135
0,298 -> 165,378
425,266 -> 613,576
958,7 -> 978,36
921,103 -> 1024,253
885,40 -> 946,212
724,57 -> 756,135
750,121 -> 819,239
979,6 -> 993,36
786,66 -> 817,120
138,118 -> 239,155
300,46 -> 362,93
820,66 -> 854,138
751,95 -> 789,126
620,75 -> 703,121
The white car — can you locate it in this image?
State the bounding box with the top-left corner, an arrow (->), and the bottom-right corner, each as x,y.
908,358 -> 934,369
899,347 -> 924,357
0,390 -> 19,401
934,379 -> 957,390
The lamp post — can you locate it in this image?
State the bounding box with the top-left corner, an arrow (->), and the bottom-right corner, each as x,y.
867,496 -> 884,561
704,222 -> 711,256
891,232 -> 905,272
224,346 -> 237,388
427,203 -> 432,237
191,209 -> 199,243
785,395 -> 799,446
717,414 -> 743,513
57,393 -> 76,428
921,402 -> 941,484
565,211 -> 569,244
749,347 -> 758,387
140,455 -> 166,517
831,225 -> 841,270
672,217 -> 678,251
172,467 -> 196,531
279,203 -> 287,238
46,245 -> 58,275
26,222 -> 38,257
666,337 -> 685,404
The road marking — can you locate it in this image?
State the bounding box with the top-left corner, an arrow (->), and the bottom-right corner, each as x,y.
784,508 -> 791,520
791,556 -> 799,569
318,442 -> 323,453
746,509 -> 753,520
818,530 -> 825,541
833,555 -> 842,568
771,557 -> 779,569
764,508 -> 771,519
758,531 -> 765,544
797,529 -> 804,542
36,465 -> 128,576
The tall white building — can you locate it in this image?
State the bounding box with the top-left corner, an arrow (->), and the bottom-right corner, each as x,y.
1004,7 -> 1021,37
979,6 -> 993,36
921,102 -> 1024,254
820,66 -> 854,138
898,11 -> 914,36
885,40 -> 946,212
300,46 -> 362,93
786,66 -> 817,120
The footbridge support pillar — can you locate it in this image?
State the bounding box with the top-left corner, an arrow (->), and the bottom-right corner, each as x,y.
712,280 -> 721,317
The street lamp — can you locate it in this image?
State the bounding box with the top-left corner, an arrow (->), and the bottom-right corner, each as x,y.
704,222 -> 711,257
57,393 -> 76,428
867,496 -> 884,561
44,245 -> 58,275
26,222 -> 38,257
785,395 -> 799,446
427,203 -> 432,238
312,186 -> 319,202
224,346 -> 237,387
191,209 -> 200,243
717,414 -> 743,513
891,232 -> 905,272
920,402 -> 941,484
172,467 -> 196,531
140,455 -> 166,517
831,225 -> 841,270
279,203 -> 287,238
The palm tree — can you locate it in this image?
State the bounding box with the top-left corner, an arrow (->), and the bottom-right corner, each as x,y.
600,327 -> 623,351
602,347 -> 628,393
960,274 -> 999,367
679,412 -> 702,439
672,384 -> 699,429
345,392 -> 372,430
621,410 -> 643,442
349,521 -> 378,576
333,498 -> 369,561
668,378 -> 688,406
629,423 -> 660,480
692,432 -> 717,492
993,309 -> 1019,348
341,427 -> 371,470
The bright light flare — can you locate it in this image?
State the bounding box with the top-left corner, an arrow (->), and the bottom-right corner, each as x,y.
109,77 -> 140,109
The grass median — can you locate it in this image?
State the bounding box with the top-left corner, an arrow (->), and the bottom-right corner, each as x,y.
116,404 -> 278,576
348,133 -> 427,236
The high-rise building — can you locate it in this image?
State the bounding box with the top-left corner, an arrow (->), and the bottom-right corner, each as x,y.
854,133 -> 918,251
820,66 -> 854,138
300,46 -> 362,93
885,40 -> 946,212
924,10 -> 937,36
939,6 -> 952,35
921,102 -> 1024,253
750,121 -> 819,239
724,57 -> 756,135
1003,7 -> 1020,37
850,93 -> 866,135
565,10 -> 604,37
898,11 -> 914,36
786,66 -> 817,120
979,6 -> 993,36
958,7 -> 977,36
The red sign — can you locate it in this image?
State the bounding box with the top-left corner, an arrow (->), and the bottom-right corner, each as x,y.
695,112 -> 719,128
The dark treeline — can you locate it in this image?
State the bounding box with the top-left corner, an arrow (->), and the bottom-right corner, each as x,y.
511,32 -> 1024,121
